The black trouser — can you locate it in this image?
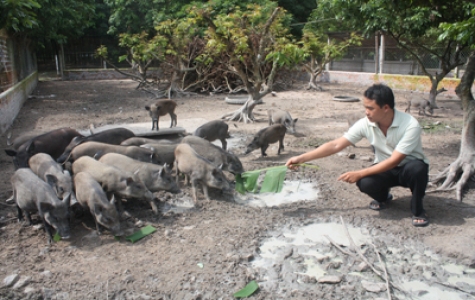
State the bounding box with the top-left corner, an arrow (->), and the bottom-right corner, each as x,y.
356,159 -> 429,216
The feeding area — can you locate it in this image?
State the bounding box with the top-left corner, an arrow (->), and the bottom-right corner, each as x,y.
251,220 -> 475,299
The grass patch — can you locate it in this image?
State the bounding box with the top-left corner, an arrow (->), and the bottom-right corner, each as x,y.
419,120 -> 462,134
295,137 -> 330,148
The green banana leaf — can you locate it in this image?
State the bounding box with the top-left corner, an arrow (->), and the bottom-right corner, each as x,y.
235,164 -> 319,195
259,165 -> 287,193
125,225 -> 157,243
235,169 -> 261,194
233,280 -> 259,298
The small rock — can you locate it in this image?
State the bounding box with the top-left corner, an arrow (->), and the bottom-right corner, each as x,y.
359,156 -> 373,162
39,247 -> 49,256
356,262 -> 369,272
3,274 -> 19,287
326,262 -> 342,270
123,275 -> 135,283
361,280 -> 387,292
243,254 -> 254,262
33,224 -> 43,231
347,153 -> 356,159
283,248 -> 293,260
24,287 -> 36,294
134,220 -> 144,227
317,275 -> 342,284
43,288 -> 54,299
13,276 -> 30,290
40,270 -> 52,278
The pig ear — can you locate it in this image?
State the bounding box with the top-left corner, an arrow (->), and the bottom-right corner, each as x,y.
93,203 -> 103,215
45,174 -> 58,188
26,142 -> 36,155
294,118 -> 298,123
93,151 -> 103,159
159,168 -> 165,177
4,149 -> 17,157
62,193 -> 71,206
39,202 -> 54,213
126,177 -> 134,185
110,194 -> 117,205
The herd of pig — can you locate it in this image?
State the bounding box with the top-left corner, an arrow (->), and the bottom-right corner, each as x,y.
3,100 -> 299,244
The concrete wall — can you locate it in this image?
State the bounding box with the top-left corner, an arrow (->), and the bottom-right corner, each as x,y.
322,71 -> 470,97
0,71 -> 38,134
0,29 -> 38,134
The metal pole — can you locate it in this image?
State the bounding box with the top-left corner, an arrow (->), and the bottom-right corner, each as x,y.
55,55 -> 60,75
374,34 -> 379,74
379,34 -> 385,74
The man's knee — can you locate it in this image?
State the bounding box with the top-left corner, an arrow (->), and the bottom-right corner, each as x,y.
404,160 -> 429,182
357,177 -> 376,193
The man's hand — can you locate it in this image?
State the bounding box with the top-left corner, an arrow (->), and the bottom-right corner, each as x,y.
285,156 -> 301,170
337,171 -> 364,184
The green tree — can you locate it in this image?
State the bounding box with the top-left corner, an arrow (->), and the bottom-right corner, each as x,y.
300,29 -> 362,91
432,8 -> 475,201
1,0 -> 95,43
192,2 -> 303,123
318,0 -> 475,108
0,0 -> 40,32
104,0 -> 195,35
96,32 -> 167,90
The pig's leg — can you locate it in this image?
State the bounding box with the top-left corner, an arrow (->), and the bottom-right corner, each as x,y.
278,138 -> 285,155
220,138 -> 227,150
190,180 -> 198,204
43,220 -> 54,244
149,198 -> 159,215
170,112 -> 177,128
175,162 -> 180,185
25,212 -> 33,226
17,205 -> 24,222
202,183 -> 210,201
94,217 -> 102,235
261,145 -> 269,157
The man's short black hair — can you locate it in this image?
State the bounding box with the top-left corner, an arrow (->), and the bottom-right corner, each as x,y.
364,84 -> 395,109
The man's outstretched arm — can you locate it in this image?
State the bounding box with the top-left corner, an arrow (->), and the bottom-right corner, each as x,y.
286,136 -> 353,168
337,150 -> 406,183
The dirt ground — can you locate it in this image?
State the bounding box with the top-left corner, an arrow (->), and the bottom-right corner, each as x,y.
1,79 -> 475,299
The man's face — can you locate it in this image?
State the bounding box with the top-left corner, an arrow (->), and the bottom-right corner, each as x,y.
363,97 -> 390,123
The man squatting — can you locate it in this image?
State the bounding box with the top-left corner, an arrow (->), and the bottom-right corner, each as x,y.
285,83 -> 430,227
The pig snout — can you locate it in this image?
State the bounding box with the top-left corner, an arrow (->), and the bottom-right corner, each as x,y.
245,140 -> 260,155
169,185 -> 181,194
55,224 -> 71,240
110,225 -> 123,237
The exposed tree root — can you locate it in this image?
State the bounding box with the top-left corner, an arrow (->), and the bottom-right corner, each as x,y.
221,98 -> 262,123
306,81 -> 324,91
431,156 -> 475,201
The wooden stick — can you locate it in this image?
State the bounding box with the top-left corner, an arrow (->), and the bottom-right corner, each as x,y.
434,281 -> 475,298
339,216 -> 405,294
323,235 -> 357,258
372,242 -> 391,300
339,216 -> 383,277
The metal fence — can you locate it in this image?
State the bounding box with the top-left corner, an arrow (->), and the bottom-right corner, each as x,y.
331,42 -> 470,77
36,34 -> 471,78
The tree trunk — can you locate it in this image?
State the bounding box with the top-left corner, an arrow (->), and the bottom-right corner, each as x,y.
432,50 -> 475,201
221,96 -> 261,123
307,71 -> 324,91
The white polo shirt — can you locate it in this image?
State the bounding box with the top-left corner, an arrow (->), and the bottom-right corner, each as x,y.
343,109 -> 429,166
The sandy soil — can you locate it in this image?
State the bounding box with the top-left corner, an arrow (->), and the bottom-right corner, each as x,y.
0,79 -> 474,299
